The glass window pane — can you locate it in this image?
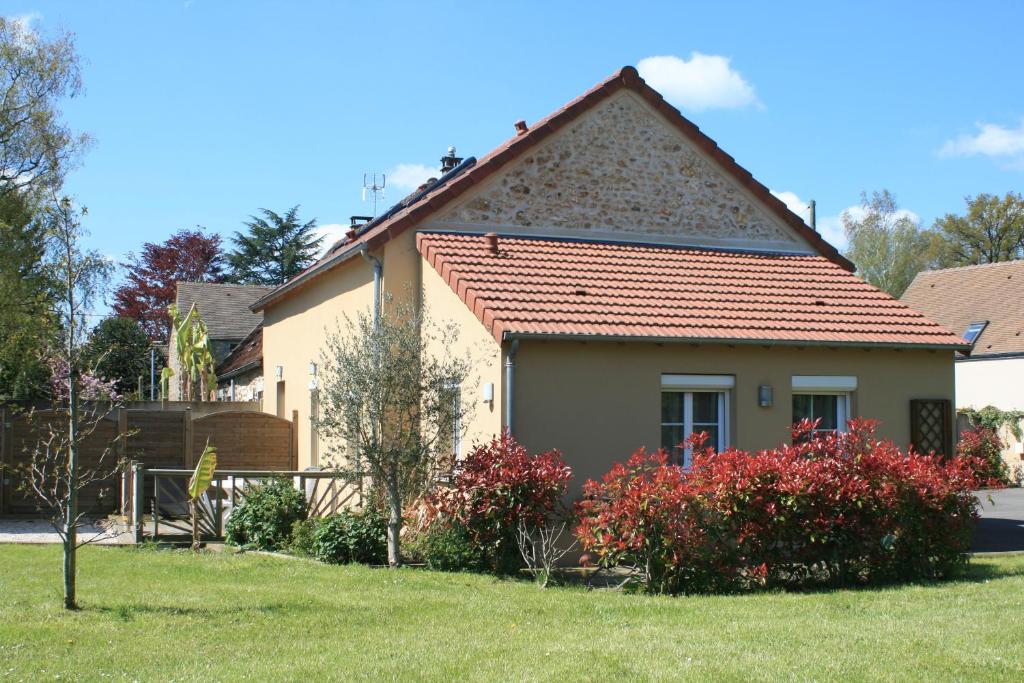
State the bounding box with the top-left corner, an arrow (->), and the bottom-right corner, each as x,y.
814,395 -> 838,431
661,392 -> 684,424
661,425 -> 686,453
692,392 -> 718,423
793,394 -> 812,423
695,425 -> 719,451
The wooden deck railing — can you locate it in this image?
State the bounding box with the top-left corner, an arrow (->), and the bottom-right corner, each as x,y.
121,464 -> 362,543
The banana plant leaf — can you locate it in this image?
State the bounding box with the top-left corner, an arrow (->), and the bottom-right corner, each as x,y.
188,442 -> 218,501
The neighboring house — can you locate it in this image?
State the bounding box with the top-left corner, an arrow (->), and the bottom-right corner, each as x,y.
251,66 -> 966,488
215,324 -> 264,402
167,282 -> 273,400
903,260 -> 1024,412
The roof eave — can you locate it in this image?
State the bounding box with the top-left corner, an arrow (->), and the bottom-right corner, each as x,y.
216,359 -> 262,381
250,243 -> 369,312
500,331 -> 970,352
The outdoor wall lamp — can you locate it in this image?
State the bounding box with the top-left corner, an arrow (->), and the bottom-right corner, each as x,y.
758,384 -> 774,408
275,365 -> 284,380
482,382 -> 494,405
308,362 -> 317,377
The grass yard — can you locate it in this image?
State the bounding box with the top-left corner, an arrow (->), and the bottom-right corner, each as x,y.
1,546 -> 1023,682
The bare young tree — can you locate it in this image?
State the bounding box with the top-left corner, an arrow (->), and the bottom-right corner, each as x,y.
19,196 -> 122,610
516,518 -> 577,588
315,298 -> 474,567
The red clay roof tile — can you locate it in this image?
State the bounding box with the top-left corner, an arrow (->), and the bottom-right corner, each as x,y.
418,232 -> 968,349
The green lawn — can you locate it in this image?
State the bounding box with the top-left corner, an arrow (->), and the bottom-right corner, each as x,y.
1,546 -> 1022,682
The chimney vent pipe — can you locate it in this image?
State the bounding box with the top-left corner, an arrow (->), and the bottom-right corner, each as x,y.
485,232 -> 499,255
514,120 -> 529,135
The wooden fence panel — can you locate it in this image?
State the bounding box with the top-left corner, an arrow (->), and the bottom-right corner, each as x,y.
125,410 -> 186,468
191,411 -> 294,470
5,410 -> 120,516
2,404 -> 294,518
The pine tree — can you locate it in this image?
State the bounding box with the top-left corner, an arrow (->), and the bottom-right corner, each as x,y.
226,206 -> 322,285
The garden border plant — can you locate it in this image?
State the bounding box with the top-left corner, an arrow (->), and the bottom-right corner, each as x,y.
576,419 -> 981,595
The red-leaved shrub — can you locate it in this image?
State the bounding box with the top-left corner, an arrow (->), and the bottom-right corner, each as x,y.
425,431 -> 572,571
576,420 -> 980,594
955,426 -> 1008,487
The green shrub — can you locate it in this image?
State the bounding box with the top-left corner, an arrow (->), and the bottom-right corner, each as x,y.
312,509 -> 387,565
404,525 -> 485,572
289,518 -> 321,557
225,478 -> 308,551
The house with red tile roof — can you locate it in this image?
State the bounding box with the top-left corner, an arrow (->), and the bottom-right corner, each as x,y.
252,67 -> 966,484
903,259 -> 1024,413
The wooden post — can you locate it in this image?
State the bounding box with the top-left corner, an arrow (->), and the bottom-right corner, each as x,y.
132,461 -> 144,544
183,407 -> 194,469
291,409 -> 299,470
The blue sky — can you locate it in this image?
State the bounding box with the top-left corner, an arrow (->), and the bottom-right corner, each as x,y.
8,0 -> 1024,269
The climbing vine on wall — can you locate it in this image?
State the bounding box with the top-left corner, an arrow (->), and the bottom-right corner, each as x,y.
959,406 -> 1024,440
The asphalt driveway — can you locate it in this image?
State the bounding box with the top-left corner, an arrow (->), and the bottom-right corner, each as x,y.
974,487 -> 1024,553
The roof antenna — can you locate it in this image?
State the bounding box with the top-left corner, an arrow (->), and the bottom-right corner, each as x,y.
808,199 -> 817,231
362,172 -> 386,217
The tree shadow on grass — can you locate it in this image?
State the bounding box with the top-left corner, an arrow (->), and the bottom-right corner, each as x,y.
91,602 -> 290,621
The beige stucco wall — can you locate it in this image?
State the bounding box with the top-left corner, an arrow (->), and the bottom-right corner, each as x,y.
955,357 -> 1024,411
420,254 -> 504,454
261,254 -> 377,468
510,341 -> 955,496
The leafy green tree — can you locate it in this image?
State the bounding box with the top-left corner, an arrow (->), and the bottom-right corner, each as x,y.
226,206 -> 323,285
842,190 -> 938,298
0,189 -> 56,400
0,17 -> 90,197
83,317 -> 151,397
932,192 -> 1024,267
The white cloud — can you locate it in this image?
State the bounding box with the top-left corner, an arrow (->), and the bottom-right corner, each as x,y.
939,119 -> 1024,168
312,223 -> 348,256
387,163 -> 438,193
7,12 -> 41,34
770,190 -> 810,223
638,53 -> 761,112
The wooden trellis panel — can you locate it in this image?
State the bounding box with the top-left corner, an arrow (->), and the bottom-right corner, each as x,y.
910,399 -> 952,458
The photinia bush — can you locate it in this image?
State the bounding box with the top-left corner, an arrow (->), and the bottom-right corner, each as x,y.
955,426 -> 1009,487
424,431 -> 572,572
576,420 -> 980,594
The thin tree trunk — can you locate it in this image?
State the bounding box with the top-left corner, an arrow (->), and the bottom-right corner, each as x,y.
386,478 -> 402,568
64,231 -> 79,610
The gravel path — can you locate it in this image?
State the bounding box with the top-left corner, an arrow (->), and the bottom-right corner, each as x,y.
0,518 -> 132,545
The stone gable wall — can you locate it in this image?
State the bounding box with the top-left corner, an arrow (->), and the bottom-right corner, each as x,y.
431,92 -> 804,249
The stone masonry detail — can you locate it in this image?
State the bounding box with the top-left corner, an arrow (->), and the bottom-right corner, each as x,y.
434,93 -> 798,245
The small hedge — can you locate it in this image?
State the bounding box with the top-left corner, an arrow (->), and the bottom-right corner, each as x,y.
312,509 -> 388,565
403,525 -> 484,572
422,431 -> 571,573
956,426 -> 1010,486
576,419 -> 981,595
225,478 -> 307,551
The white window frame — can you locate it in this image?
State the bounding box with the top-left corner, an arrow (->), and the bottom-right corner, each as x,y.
661,375 -> 733,467
791,376 -> 856,435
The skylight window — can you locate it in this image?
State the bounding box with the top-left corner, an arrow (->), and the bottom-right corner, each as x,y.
963,321 -> 988,346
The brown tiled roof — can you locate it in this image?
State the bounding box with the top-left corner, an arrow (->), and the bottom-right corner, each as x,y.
902,260 -> 1024,357
176,282 -> 273,340
419,232 -> 968,349
252,66 -> 852,312
216,324 -> 262,378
